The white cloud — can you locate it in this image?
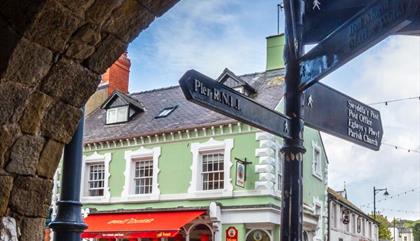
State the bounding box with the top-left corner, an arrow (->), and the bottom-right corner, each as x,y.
325,36 -> 420,220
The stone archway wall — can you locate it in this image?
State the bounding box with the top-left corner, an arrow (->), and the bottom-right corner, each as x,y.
0,0 -> 178,240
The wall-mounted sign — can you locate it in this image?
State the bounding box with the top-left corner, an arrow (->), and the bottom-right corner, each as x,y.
235,158 -> 251,188
226,226 -> 238,241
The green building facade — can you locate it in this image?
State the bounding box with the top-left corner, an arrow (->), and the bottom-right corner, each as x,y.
52,35 -> 329,241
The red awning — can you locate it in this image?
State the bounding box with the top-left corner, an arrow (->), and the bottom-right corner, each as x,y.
82,210 -> 205,239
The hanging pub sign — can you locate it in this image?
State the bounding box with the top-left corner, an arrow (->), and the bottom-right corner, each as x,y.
226,227 -> 238,241
235,158 -> 251,188
342,209 -> 350,225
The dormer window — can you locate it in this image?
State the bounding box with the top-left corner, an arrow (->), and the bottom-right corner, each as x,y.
106,106 -> 128,124
155,106 -> 177,118
101,91 -> 145,125
217,68 -> 256,97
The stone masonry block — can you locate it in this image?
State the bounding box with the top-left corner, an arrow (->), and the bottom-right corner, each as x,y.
9,176 -> 52,217
0,217 -> 18,241
37,139 -> 64,179
0,125 -> 20,168
3,38 -> 52,88
41,100 -> 82,143
0,82 -> 32,126
19,217 -> 45,241
19,91 -> 54,135
103,0 -> 154,43
55,0 -> 95,17
6,135 -> 45,176
86,0 -> 124,26
140,0 -> 179,16
41,58 -> 100,108
85,34 -> 127,74
0,175 -> 14,216
25,0 -> 81,52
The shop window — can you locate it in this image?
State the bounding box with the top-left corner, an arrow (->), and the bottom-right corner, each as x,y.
81,152 -> 111,202
122,147 -> 161,200
246,229 -> 271,241
188,138 -> 233,196
189,224 -> 212,241
312,142 -> 322,180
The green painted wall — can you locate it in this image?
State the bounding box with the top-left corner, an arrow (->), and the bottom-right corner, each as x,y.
84,126 -> 261,198
266,34 -> 285,71
84,196 -> 280,211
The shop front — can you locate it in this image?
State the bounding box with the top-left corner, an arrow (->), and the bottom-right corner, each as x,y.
82,210 -> 214,241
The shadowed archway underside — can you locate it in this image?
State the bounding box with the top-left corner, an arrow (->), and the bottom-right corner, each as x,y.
0,0 -> 178,240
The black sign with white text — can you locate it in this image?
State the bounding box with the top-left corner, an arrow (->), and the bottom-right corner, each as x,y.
303,83 -> 383,151
179,70 -> 292,140
299,0 -> 418,90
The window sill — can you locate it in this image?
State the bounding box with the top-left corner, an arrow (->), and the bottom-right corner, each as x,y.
121,193 -> 160,202
81,196 -> 110,204
188,190 -> 233,199
312,172 -> 323,181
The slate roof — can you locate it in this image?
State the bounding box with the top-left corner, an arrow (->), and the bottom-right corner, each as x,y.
328,187 -> 378,224
84,69 -> 285,144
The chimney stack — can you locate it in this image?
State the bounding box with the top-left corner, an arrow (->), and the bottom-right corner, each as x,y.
85,53 -> 131,115
102,52 -> 131,95
266,34 -> 285,71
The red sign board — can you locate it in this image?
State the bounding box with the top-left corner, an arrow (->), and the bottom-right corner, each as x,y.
226,227 -> 238,241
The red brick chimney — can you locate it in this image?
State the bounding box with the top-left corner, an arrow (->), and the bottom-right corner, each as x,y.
101,52 -> 131,95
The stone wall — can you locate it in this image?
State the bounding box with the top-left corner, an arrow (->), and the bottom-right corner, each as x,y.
0,0 -> 178,240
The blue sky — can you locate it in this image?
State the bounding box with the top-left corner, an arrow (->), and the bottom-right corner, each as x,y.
128,1 -> 420,220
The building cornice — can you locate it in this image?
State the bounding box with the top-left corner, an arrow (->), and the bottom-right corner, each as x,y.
84,122 -> 258,152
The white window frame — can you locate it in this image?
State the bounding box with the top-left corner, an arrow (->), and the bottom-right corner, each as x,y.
275,147 -> 283,193
122,146 -> 160,201
312,141 -> 322,180
188,138 -> 233,198
81,152 -> 111,203
201,151 -> 225,191
331,203 -> 337,228
106,106 -> 128,124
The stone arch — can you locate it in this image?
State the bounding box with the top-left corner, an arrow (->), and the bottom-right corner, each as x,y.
0,0 -> 178,240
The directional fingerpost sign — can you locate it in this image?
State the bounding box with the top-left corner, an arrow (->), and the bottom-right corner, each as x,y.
179,70 -> 292,140
303,83 -> 383,151
299,0 -> 418,90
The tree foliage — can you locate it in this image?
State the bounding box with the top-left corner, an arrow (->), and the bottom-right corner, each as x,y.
413,222 -> 420,241
371,214 -> 392,240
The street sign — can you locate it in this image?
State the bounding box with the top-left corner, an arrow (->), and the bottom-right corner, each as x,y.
299,0 -> 418,90
179,70 -> 292,139
302,0 -> 420,44
303,83 -> 383,151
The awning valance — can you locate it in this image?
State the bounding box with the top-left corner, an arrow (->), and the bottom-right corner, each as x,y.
82,210 -> 205,239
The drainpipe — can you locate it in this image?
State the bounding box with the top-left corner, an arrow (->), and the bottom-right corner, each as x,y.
327,197 -> 331,241
49,109 -> 87,241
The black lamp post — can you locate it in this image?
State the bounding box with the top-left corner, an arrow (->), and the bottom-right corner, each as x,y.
49,110 -> 87,241
373,186 -> 389,219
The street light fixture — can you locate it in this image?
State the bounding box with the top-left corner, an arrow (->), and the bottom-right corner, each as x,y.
373,186 -> 389,219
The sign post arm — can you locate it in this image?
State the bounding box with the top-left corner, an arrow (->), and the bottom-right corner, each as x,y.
281,1 -> 305,241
